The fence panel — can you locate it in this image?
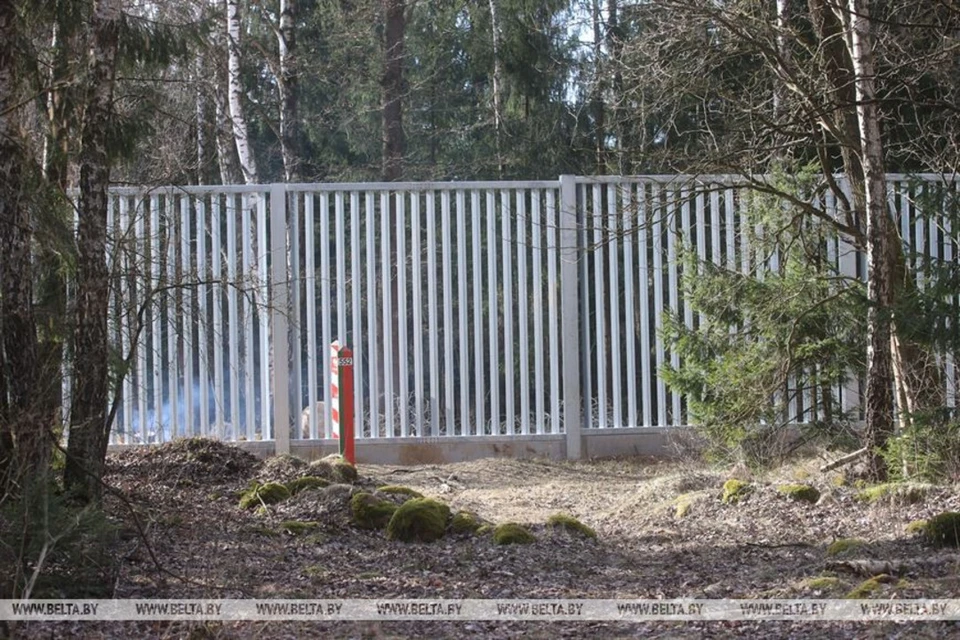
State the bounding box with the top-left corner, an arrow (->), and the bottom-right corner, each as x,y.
91,175 -> 958,449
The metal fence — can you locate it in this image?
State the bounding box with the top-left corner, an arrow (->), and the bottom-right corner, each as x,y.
80,175 -> 958,453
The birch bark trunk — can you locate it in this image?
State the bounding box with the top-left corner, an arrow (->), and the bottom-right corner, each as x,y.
846,0 -> 896,480
278,0 -> 301,182
226,0 -> 258,185
488,0 -> 504,178
214,80 -> 243,185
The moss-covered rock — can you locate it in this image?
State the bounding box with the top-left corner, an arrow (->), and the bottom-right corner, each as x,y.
546,513 -> 597,539
451,510 -> 482,534
923,511 -> 960,548
493,523 -> 536,545
845,574 -> 895,598
721,479 -> 751,504
350,492 -> 398,529
776,483 -> 821,504
279,520 -> 320,535
385,498 -> 451,542
239,482 -> 291,510
856,482 -> 932,505
376,485 -> 424,499
826,538 -> 864,557
286,476 -> 330,496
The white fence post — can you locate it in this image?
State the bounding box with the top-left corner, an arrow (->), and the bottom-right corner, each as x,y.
270,184 -> 291,455
559,175 -> 582,459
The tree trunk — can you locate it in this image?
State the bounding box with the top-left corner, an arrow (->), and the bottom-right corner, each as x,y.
0,0 -> 44,486
226,0 -> 258,185
381,0 -> 406,425
808,0 -> 866,231
607,0 -> 626,174
65,0 -> 122,503
382,0 -> 405,183
278,0 -> 301,182
488,0 -> 505,178
196,55 -> 208,185
214,79 -> 243,185
847,0 -> 895,481
591,0 -> 605,174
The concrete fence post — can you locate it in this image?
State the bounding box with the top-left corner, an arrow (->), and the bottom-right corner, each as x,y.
559,175 -> 583,459
270,184 -> 291,455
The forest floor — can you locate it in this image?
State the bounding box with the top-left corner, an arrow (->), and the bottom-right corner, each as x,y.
10,438 -> 960,639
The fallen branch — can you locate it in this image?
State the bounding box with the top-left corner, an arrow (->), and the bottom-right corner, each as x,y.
820,447 -> 867,473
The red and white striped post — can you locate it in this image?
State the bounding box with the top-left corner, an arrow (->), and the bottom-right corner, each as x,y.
330,341 -> 355,464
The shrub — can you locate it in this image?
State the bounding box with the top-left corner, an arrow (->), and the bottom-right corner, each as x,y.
881,415 -> 960,483
924,511 -> 960,548
0,480 -> 119,598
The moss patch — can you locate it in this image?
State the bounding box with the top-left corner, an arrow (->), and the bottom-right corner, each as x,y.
800,576 -> 841,591
905,519 -> 929,535
385,498 -> 451,543
376,485 -> 424,499
279,520 -> 319,535
286,476 -> 330,496
776,484 -> 820,504
845,574 -> 895,599
856,482 -> 932,505
239,482 -> 291,510
672,492 -> 696,518
721,479 -> 752,505
451,511 -> 482,534
306,457 -> 358,484
350,492 -> 398,529
924,511 -> 960,548
493,523 -> 536,545
546,513 -> 597,539
826,538 -> 864,557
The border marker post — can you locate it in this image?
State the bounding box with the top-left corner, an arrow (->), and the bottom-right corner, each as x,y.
330,342 -> 356,464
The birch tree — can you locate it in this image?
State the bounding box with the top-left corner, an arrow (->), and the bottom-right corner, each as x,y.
278,0 -> 301,182
846,0 -> 895,479
488,0 -> 505,177
226,0 -> 258,184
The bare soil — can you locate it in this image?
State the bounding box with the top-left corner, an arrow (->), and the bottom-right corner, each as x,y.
11,439 -> 960,639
